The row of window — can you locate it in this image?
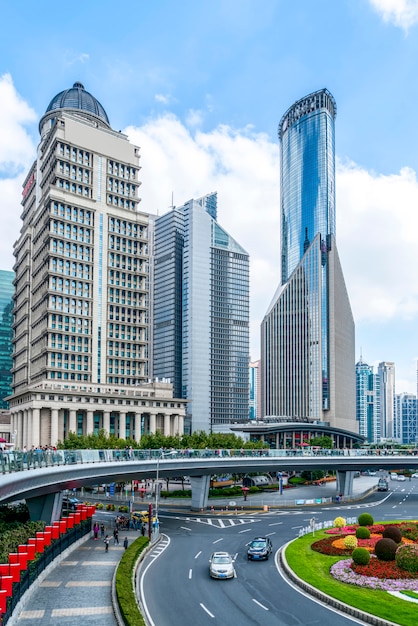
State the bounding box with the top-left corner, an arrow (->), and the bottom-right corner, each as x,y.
107,160 -> 136,180
58,161 -> 90,184
108,254 -> 145,272
109,219 -> 145,237
50,278 -> 91,297
51,202 -> 93,225
58,143 -> 91,166
107,178 -> 136,197
50,259 -> 91,279
57,178 -> 91,197
108,323 -> 142,340
107,194 -> 136,210
50,314 -> 90,331
51,240 -> 92,261
50,296 -> 90,315
51,221 -> 91,242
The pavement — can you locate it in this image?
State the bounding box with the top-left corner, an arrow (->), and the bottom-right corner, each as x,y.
10,476 -> 380,626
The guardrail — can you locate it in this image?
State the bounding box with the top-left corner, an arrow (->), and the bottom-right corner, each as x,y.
1,447 -> 417,475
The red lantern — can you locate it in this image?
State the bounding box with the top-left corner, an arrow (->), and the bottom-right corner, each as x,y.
59,520 -> 67,534
24,544 -> 36,560
8,553 -> 19,564
0,575 -> 13,596
0,564 -> 9,577
0,589 -> 8,613
9,563 -> 21,583
17,552 -> 29,570
51,525 -> 60,539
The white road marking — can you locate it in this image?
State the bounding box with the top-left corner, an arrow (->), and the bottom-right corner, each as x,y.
180,526 -> 192,531
268,522 -> 283,526
253,599 -> 269,611
200,603 -> 215,618
213,538 -> 223,544
194,551 -> 201,559
189,569 -> 192,579
238,528 -> 252,533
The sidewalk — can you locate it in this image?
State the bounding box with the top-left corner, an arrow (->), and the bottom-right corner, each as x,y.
12,527 -> 140,626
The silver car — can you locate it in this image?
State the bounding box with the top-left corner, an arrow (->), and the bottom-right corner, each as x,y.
209,552 -> 236,579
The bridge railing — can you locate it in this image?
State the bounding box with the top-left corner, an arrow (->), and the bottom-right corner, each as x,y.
0,446 -> 416,475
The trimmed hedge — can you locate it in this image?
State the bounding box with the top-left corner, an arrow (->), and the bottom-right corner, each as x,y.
115,536 -> 149,625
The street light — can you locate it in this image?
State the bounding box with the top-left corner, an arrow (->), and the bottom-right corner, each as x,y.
154,448 -> 176,533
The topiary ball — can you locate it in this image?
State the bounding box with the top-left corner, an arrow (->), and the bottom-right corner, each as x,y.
357,513 -> 374,527
343,535 -> 358,550
382,525 -> 402,544
334,516 -> 346,528
396,544 -> 418,573
374,538 -> 398,561
352,547 -> 371,565
355,526 -> 371,539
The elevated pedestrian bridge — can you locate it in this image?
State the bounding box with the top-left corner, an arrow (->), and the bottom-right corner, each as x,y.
0,448 -> 417,522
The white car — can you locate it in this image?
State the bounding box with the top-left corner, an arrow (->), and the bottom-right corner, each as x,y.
397,474 -> 406,481
209,552 -> 236,579
412,473 -> 418,478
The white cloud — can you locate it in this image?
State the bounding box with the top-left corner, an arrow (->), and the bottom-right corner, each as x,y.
369,0 -> 418,31
155,93 -> 171,105
0,73 -> 36,176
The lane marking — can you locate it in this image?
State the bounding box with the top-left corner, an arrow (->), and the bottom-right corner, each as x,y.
213,538 -> 223,544
268,522 -> 283,526
200,603 -> 215,618
189,569 -> 192,579
194,551 -> 201,559
252,599 -> 269,611
180,526 -> 192,531
238,528 -> 252,533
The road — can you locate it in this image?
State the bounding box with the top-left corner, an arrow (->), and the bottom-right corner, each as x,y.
137,477 -> 418,626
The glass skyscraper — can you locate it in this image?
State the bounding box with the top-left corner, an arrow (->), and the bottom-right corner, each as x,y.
153,193 -> 250,433
0,270 -> 14,409
261,89 -> 356,431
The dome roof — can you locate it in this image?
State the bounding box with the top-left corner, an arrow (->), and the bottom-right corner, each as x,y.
43,81 -> 110,126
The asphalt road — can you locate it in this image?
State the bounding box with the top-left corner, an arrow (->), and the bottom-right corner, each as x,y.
137,477 -> 418,626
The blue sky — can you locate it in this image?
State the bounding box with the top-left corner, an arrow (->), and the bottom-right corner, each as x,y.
1,0 -> 418,393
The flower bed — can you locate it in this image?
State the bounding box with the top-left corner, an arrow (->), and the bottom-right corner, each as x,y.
331,557 -> 418,591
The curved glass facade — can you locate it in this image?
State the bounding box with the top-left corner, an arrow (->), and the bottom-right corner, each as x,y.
279,89 -> 336,284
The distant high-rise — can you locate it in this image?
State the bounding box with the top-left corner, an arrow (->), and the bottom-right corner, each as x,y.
394,393 -> 418,445
356,358 -> 380,442
249,360 -> 261,421
0,270 -> 14,409
9,82 -> 185,448
261,89 -> 356,431
153,192 -> 250,433
377,361 -> 395,439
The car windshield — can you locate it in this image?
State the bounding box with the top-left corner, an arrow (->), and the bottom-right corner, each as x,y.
251,541 -> 266,548
212,556 -> 230,564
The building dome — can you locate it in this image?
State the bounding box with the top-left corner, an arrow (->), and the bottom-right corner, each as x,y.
40,82 -> 110,132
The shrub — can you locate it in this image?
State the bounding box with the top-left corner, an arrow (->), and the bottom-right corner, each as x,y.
115,536 -> 149,625
396,544 -> 418,573
382,525 -> 402,544
352,547 -> 371,565
374,537 -> 398,561
357,513 -> 374,527
355,526 -> 370,539
333,516 -> 346,528
343,535 -> 358,550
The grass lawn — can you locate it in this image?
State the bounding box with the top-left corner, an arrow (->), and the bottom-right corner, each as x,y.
284,531 -> 417,626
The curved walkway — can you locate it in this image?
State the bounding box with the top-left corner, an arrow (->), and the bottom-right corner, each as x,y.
11,527 -> 140,626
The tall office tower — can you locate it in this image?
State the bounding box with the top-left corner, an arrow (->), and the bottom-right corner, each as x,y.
153,192 -> 250,433
394,393 -> 418,444
249,360 -> 261,421
377,361 -> 395,439
261,89 -> 356,431
0,270 -> 14,408
9,82 -> 185,448
356,358 -> 380,442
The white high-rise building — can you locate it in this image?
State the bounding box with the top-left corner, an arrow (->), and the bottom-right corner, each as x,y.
377,361 -> 395,439
153,192 -> 250,433
9,82 -> 185,448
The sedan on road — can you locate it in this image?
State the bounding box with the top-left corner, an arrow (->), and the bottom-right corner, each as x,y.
209,552 -> 236,579
247,536 -> 273,561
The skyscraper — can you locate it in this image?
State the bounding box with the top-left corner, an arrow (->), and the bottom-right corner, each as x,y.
394,393 -> 418,444
261,89 -> 356,432
153,192 -> 250,433
377,361 -> 395,439
356,358 -> 380,442
0,270 -> 14,409
9,82 -> 186,448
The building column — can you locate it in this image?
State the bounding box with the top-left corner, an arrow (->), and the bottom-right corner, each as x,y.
16,411 -> 23,449
134,413 -> 142,443
22,410 -> 28,449
58,410 -> 65,444
50,408 -> 59,447
32,408 -> 41,448
149,412 -> 156,435
26,409 -> 32,449
86,411 -> 94,435
164,413 -> 171,437
178,414 -> 184,435
103,411 -> 110,435
69,409 -> 77,434
119,412 -> 126,440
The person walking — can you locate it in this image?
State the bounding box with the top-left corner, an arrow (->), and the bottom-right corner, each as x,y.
93,522 -> 99,540
123,536 -> 128,550
100,523 -> 105,538
104,535 -> 110,552
113,528 -> 119,545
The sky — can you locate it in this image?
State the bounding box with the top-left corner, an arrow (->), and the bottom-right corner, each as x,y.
1,0 -> 418,393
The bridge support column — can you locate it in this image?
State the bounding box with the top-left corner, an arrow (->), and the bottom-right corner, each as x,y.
336,470 -> 354,496
26,492 -> 63,524
190,475 -> 211,511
